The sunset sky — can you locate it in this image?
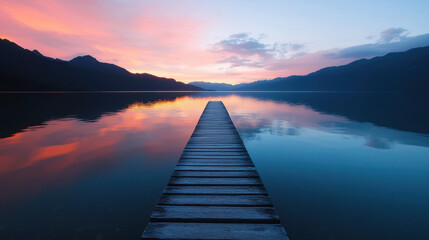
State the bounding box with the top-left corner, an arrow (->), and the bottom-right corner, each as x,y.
1,0 -> 429,84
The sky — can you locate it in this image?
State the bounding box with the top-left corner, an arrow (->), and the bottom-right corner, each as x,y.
1,0 -> 429,84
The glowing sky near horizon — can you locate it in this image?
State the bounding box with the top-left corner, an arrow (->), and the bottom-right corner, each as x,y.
1,0 -> 429,84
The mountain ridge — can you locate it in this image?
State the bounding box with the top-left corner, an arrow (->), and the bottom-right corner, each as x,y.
235,46 -> 429,91
68,55 -> 131,76
189,46 -> 429,91
0,38 -> 202,91
2,37 -> 429,92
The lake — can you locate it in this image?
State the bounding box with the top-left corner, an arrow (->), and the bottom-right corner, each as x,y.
0,92 -> 428,240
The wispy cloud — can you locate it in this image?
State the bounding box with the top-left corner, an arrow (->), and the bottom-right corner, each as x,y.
211,33 -> 305,68
213,33 -> 276,59
379,27 -> 408,43
325,29 -> 429,59
217,55 -> 264,68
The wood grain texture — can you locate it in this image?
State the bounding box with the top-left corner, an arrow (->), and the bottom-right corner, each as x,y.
150,206 -> 280,223
175,166 -> 256,171
164,186 -> 268,195
142,222 -> 289,240
168,177 -> 263,186
158,195 -> 273,207
172,170 -> 259,178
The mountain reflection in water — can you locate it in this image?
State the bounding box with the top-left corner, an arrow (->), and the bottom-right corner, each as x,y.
0,92 -> 428,240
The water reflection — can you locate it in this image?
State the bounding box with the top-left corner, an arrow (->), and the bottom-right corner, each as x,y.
1,102 -> 196,204
0,92 -> 428,240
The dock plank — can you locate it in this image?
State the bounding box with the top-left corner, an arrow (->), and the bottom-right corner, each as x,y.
175,166 -> 255,171
178,159 -> 252,164
142,222 -> 288,240
150,206 -> 280,223
177,162 -> 254,166
185,144 -> 245,148
168,177 -> 263,186
183,149 -> 247,152
172,170 -> 259,178
179,156 -> 251,160
158,195 -> 273,207
181,152 -> 249,156
164,186 -> 267,195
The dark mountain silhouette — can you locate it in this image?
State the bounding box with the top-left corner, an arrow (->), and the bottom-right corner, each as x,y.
69,55 -> 130,76
189,82 -> 232,91
188,81 -> 249,91
0,38 -> 202,91
236,46 -> 429,91
31,50 -> 45,58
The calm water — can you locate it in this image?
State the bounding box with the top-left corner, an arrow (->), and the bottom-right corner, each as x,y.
0,92 -> 428,240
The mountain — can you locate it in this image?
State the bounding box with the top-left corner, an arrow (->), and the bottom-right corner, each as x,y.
188,81 -> 234,91
0,38 -> 202,91
69,55 -> 130,76
236,46 -> 429,91
188,81 -> 255,91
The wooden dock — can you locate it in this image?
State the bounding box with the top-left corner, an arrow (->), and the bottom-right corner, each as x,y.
142,101 -> 289,240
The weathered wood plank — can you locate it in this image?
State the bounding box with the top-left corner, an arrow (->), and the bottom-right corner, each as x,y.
181,152 -> 249,156
195,127 -> 234,129
172,170 -> 259,178
164,186 -> 267,195
188,136 -> 242,139
169,177 -> 263,186
158,195 -> 273,207
180,156 -> 250,160
177,162 -> 254,166
179,159 -> 252,162
194,129 -> 235,131
150,206 -> 280,223
185,146 -> 245,150
187,141 -> 243,144
175,166 -> 255,171
180,157 -> 250,161
185,144 -> 244,147
178,159 -> 252,163
187,141 -> 242,143
183,149 -> 247,152
192,132 -> 237,134
142,222 -> 289,240
192,130 -> 237,133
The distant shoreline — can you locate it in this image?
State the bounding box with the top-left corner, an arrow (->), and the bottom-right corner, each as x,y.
0,90 -> 426,93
